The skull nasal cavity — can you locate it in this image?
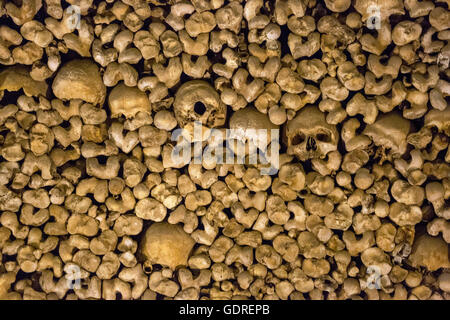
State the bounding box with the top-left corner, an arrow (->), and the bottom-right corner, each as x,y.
307,137 -> 317,151
194,102 -> 206,115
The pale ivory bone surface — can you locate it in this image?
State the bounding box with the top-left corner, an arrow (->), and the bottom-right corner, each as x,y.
0,0 -> 449,301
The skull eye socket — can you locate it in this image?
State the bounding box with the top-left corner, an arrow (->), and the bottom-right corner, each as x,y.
194,102 -> 207,115
291,133 -> 305,145
316,133 -> 331,142
430,126 -> 439,135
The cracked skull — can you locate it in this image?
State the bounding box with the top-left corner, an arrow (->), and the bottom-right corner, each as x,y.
285,106 -> 339,161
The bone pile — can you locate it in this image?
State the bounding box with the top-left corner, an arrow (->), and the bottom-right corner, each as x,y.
0,0 -> 449,300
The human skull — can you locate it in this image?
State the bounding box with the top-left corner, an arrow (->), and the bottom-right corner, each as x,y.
363,112 -> 410,159
108,83 -> 151,119
229,106 -> 279,157
52,59 -> 106,105
409,234 -> 450,271
424,105 -> 450,136
140,222 -> 195,270
285,106 -> 339,161
173,80 -> 226,139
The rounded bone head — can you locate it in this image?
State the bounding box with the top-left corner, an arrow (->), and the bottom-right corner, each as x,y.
173,80 -> 226,133
285,106 -> 339,161
424,106 -> 450,136
325,0 -> 351,13
354,0 -> 405,22
363,112 -> 410,157
108,83 -> 151,119
140,222 -> 195,270
52,59 -> 106,105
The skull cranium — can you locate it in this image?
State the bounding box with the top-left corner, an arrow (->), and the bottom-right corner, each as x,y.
229,106 -> 279,157
285,106 -> 339,161
173,80 -> 226,140
140,222 -> 195,270
363,112 -> 411,159
424,105 -> 450,136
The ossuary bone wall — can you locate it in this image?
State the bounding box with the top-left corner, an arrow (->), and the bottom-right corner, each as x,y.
0,0 -> 449,300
